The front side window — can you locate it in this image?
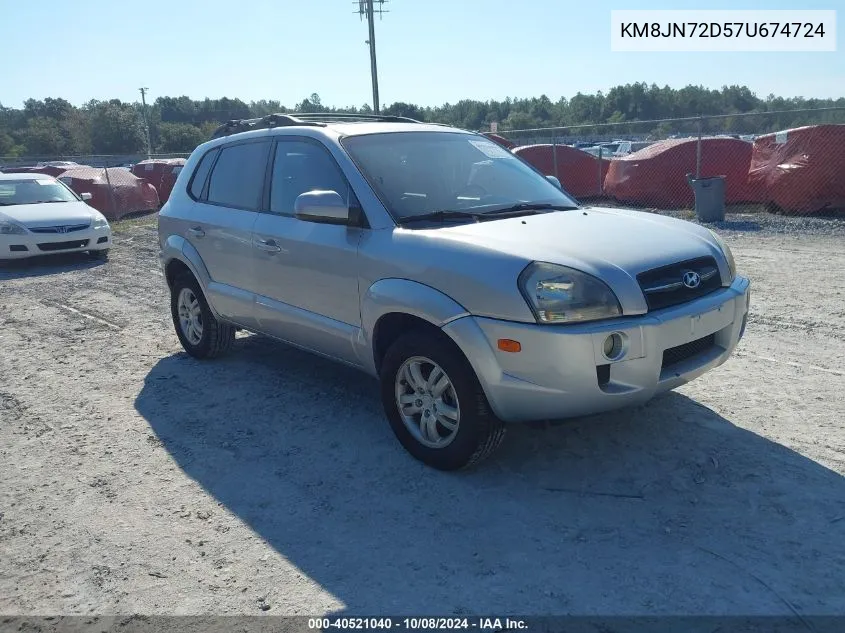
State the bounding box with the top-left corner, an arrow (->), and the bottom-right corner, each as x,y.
206,141 -> 271,210
0,178 -> 80,206
269,140 -> 351,215
341,132 -> 578,221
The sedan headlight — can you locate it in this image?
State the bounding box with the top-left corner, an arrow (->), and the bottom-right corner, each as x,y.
708,229 -> 736,282
0,220 -> 27,235
518,262 -> 622,324
91,213 -> 110,229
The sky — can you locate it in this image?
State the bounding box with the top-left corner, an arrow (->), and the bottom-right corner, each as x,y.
3,0 -> 843,109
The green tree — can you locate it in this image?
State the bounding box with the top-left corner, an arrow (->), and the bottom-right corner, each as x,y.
156,122 -> 205,152
87,100 -> 146,154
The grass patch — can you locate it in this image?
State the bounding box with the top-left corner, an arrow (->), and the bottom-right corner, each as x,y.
112,210 -> 158,234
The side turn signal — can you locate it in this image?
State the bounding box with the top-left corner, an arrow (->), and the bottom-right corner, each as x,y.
497,339 -> 522,353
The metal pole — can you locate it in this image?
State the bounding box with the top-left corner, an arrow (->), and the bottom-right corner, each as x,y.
139,87 -> 152,159
696,115 -> 703,179
365,0 -> 380,113
552,136 -> 558,182
598,146 -> 603,195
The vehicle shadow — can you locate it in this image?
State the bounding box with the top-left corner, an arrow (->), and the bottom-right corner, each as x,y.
135,335 -> 845,617
0,252 -> 104,280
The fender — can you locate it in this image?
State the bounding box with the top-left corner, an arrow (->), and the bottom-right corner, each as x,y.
160,234 -> 221,318
357,278 -> 470,375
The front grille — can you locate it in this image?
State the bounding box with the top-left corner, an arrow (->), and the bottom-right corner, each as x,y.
28,224 -> 89,234
37,239 -> 89,252
662,333 -> 716,369
638,256 -> 722,311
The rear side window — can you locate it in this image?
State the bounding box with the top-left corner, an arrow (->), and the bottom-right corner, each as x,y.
188,148 -> 218,200
206,141 -> 271,210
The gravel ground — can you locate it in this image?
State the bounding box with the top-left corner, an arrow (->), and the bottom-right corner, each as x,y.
1,211 -> 844,618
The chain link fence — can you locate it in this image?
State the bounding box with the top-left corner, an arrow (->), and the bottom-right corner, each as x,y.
489,106 -> 845,215
0,153 -> 190,220
4,106 -> 844,217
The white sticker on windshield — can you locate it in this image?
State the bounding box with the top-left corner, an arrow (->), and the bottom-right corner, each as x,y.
35,179 -> 55,185
469,139 -> 514,159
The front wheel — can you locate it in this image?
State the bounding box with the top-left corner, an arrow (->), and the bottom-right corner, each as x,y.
380,330 -> 505,470
170,272 -> 234,359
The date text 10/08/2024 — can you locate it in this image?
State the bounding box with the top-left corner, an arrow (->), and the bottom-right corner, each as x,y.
307,617 -> 529,631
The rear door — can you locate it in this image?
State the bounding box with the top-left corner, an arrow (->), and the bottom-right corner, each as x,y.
183,138 -> 271,327
250,137 -> 364,366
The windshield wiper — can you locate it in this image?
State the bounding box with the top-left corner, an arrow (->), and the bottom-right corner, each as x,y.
480,203 -> 578,216
398,210 -> 483,225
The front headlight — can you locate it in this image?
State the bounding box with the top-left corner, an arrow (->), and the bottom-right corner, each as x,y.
708,229 -> 736,282
0,220 -> 27,235
518,262 -> 622,324
91,213 -> 110,229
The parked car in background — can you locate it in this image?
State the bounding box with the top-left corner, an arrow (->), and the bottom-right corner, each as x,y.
158,113 -> 750,470
0,173 -> 112,260
582,140 -> 652,158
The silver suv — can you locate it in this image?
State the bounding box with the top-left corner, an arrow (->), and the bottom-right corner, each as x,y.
158,113 -> 750,470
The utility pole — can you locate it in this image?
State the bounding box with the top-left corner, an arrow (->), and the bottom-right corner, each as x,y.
139,87 -> 152,159
356,0 -> 387,113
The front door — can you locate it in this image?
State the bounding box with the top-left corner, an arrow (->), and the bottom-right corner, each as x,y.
251,137 -> 363,366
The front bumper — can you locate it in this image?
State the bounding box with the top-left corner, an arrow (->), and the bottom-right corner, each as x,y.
442,275 -> 750,423
0,226 -> 111,260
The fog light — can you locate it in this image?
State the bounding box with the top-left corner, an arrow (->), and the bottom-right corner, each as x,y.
602,332 -> 626,361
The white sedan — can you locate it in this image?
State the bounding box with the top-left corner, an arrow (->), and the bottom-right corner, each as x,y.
0,173 -> 112,261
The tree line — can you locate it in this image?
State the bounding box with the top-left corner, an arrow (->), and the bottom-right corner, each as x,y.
1,83 -> 843,158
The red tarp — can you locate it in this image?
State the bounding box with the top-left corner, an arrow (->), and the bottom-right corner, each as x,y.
604,137 -> 760,208
131,158 -> 186,204
58,167 -> 160,220
33,165 -> 86,177
481,133 -> 516,150
514,144 -> 609,198
749,124 -> 845,214
2,163 -> 84,177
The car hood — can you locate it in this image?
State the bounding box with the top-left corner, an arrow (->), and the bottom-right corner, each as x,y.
381,205 -> 731,321
428,205 -> 724,278
0,201 -> 97,228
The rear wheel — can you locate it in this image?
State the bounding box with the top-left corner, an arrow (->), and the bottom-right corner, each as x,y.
170,272 -> 234,359
380,330 -> 505,470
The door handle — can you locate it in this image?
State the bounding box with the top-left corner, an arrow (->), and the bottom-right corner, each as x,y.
187,226 -> 205,238
254,238 -> 281,253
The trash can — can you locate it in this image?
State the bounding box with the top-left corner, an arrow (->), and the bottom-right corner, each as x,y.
687,174 -> 726,222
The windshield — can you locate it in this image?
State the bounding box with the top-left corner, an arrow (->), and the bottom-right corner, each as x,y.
0,178 -> 80,206
341,132 -> 579,221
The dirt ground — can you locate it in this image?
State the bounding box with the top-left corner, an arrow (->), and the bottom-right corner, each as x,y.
1,213 -> 844,618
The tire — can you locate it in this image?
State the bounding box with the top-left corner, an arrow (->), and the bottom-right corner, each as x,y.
170,272 -> 235,359
90,249 -> 109,261
380,329 -> 506,471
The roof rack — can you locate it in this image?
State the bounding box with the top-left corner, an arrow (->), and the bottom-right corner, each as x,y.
209,112 -> 422,140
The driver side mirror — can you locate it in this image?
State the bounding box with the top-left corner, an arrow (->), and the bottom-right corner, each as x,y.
546,175 -> 562,189
80,192 -> 93,201
294,190 -> 349,225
